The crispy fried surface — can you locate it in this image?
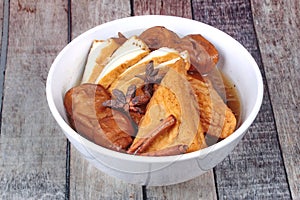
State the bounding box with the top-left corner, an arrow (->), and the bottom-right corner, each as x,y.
132,68 -> 207,153
96,36 -> 150,88
188,76 -> 237,139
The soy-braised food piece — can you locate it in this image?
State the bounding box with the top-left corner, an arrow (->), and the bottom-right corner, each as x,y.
81,39 -> 120,84
108,49 -> 183,94
130,68 -> 207,155
64,83 -> 135,151
95,36 -> 150,89
187,34 -> 218,65
127,115 -> 177,154
187,76 -> 237,139
139,26 -> 217,74
185,34 -> 219,73
139,26 -> 181,50
105,61 -> 168,125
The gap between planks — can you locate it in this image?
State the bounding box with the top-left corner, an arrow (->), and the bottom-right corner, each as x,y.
0,0 -> 10,128
65,0 -> 72,199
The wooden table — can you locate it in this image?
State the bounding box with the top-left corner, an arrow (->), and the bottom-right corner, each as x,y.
0,0 -> 299,199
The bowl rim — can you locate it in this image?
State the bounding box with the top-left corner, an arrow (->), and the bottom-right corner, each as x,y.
46,15 -> 264,164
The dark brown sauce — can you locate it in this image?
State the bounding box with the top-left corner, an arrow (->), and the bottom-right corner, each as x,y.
221,72 -> 242,129
209,68 -> 241,129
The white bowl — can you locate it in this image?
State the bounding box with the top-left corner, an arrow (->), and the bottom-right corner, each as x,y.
46,15 -> 263,186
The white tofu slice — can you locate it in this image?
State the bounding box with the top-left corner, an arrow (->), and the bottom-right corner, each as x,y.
95,36 -> 150,88
129,47 -> 180,69
81,39 -> 120,84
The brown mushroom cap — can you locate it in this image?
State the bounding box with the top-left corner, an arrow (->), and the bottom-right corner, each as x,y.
64,83 -> 135,151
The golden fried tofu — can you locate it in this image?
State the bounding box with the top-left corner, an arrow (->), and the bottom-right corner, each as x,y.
188,76 -> 237,139
95,36 -> 150,88
129,68 -> 206,154
109,57 -> 182,94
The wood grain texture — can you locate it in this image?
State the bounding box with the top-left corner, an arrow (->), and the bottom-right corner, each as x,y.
133,1 -> 217,199
251,0 -> 300,199
192,0 -> 291,199
69,1 -> 142,199
133,0 -> 192,18
145,172 -> 217,200
0,0 -> 68,199
71,0 -> 132,39
70,150 -> 142,200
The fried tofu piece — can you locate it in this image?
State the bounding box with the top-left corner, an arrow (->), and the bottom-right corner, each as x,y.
109,55 -> 183,94
81,39 -> 120,84
188,76 -> 237,139
131,47 -> 181,67
129,68 -> 206,154
95,36 -> 150,88
108,47 -> 182,93
108,47 -> 190,93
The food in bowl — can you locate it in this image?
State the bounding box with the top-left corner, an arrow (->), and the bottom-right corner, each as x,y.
47,15 -> 263,185
63,26 -> 240,156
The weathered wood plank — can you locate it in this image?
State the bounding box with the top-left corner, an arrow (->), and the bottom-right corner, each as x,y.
145,172 -> 217,200
133,1 -> 217,199
69,1 -> 142,199
251,0 -> 300,199
192,0 -> 291,199
71,0 -> 132,39
0,0 -> 68,199
133,0 -> 192,18
70,149 -> 141,200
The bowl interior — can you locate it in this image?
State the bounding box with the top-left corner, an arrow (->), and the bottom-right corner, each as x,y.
46,15 -> 263,163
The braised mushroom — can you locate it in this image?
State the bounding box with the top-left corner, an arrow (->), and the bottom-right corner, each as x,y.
64,83 -> 136,151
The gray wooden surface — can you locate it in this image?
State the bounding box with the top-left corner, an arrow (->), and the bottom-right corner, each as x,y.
69,2 -> 143,199
0,0 -> 68,199
192,0 -> 291,199
251,1 -> 300,199
0,0 -> 299,199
